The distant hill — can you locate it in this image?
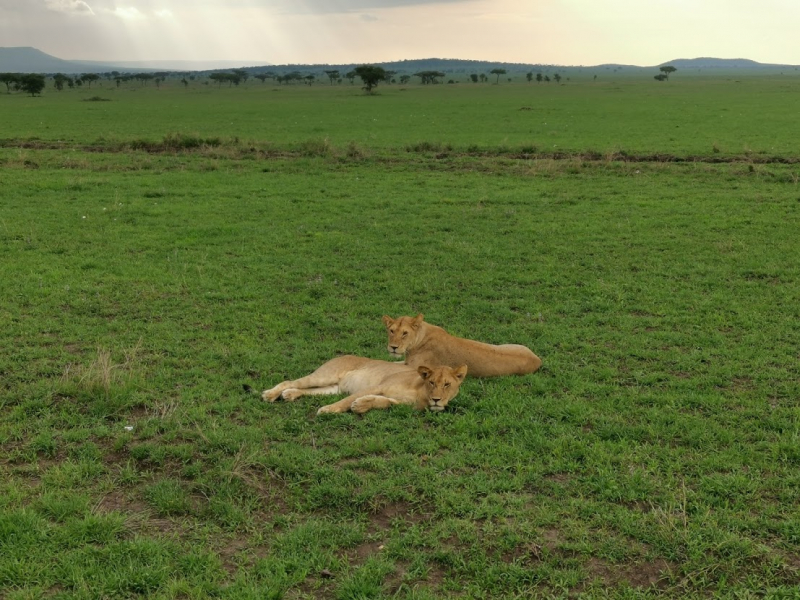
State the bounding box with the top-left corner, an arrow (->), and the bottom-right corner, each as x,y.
0,47 -> 157,74
90,59 -> 272,71
2,46 -> 798,76
660,57 -> 797,70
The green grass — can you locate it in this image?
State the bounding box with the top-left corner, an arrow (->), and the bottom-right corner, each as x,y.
1,78 -> 800,599
3,75 -> 800,157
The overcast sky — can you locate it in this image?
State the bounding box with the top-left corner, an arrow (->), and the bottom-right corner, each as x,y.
2,0 -> 798,67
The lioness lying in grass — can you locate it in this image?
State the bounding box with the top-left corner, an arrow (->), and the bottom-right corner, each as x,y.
262,355 -> 467,415
383,314 -> 541,377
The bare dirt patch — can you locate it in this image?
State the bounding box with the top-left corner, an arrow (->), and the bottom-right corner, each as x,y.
94,489 -> 148,515
217,536 -> 251,574
367,500 -> 426,533
585,557 -> 675,589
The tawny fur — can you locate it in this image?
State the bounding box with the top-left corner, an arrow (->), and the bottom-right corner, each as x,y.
262,355 -> 467,415
382,314 -> 542,377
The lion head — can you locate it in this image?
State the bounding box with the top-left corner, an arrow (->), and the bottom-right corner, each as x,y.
382,313 -> 424,358
418,364 -> 467,411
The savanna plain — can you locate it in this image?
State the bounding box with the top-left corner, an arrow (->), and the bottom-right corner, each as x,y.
1,75 -> 799,599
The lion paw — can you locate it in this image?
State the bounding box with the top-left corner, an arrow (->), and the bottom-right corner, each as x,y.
281,389 -> 303,401
350,398 -> 372,414
262,388 -> 281,402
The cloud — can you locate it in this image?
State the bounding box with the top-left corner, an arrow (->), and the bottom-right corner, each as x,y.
45,0 -> 94,14
110,6 -> 146,19
271,0 -> 473,15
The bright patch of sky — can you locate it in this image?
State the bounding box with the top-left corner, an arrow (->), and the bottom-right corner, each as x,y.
1,0 -> 798,67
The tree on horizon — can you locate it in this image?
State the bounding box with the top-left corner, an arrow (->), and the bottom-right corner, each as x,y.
354,65 -> 386,93
80,73 -> 100,88
414,70 -> 445,84
0,72 -> 20,93
53,73 -> 72,90
20,73 -> 46,96
490,68 -> 507,83
324,70 -> 340,85
659,65 -> 677,79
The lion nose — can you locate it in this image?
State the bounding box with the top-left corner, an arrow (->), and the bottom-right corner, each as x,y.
390,345 -> 398,351
431,397 -> 441,404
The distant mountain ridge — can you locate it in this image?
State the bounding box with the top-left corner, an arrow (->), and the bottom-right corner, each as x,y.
0,47 -> 154,74
1,46 -> 797,75
661,57 -> 796,69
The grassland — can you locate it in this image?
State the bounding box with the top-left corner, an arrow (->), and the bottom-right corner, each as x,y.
1,77 -> 799,599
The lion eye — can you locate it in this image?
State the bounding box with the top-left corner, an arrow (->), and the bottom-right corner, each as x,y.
429,381 -> 434,386
402,332 -> 408,337
389,329 -> 395,334
444,382 -> 450,388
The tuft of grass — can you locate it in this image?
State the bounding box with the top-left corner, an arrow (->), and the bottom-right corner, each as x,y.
406,140 -> 452,153
297,137 -> 333,157
128,132 -> 223,152
60,345 -> 140,399
145,480 -> 193,516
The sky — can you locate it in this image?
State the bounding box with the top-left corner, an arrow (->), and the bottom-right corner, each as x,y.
1,0 -> 799,68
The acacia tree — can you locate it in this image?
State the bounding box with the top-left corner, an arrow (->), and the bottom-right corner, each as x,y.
20,74 -> 46,96
536,73 -> 543,83
134,73 -> 154,85
324,69 -> 340,85
80,73 -> 100,88
1,73 -> 20,92
282,71 -> 303,84
553,73 -> 562,83
490,68 -> 507,83
209,72 -> 241,87
414,70 -> 445,84
53,73 -> 71,91
659,65 -> 677,80
470,73 -> 479,83
526,72 -> 533,83
354,65 -> 386,93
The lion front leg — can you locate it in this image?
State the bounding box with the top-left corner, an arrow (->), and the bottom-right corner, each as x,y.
280,385 -> 340,402
262,381 -> 295,402
262,356 -> 367,402
350,395 -> 399,414
317,394 -> 361,415
264,381 -> 342,402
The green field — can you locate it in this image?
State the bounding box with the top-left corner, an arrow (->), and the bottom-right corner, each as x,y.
1,78 -> 799,599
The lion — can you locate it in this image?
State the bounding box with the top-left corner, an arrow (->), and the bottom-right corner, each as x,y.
382,314 -> 542,377
261,355 -> 467,415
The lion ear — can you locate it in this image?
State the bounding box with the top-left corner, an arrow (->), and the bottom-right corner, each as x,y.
417,366 -> 433,380
412,313 -> 424,328
454,365 -> 468,381
382,315 -> 394,328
